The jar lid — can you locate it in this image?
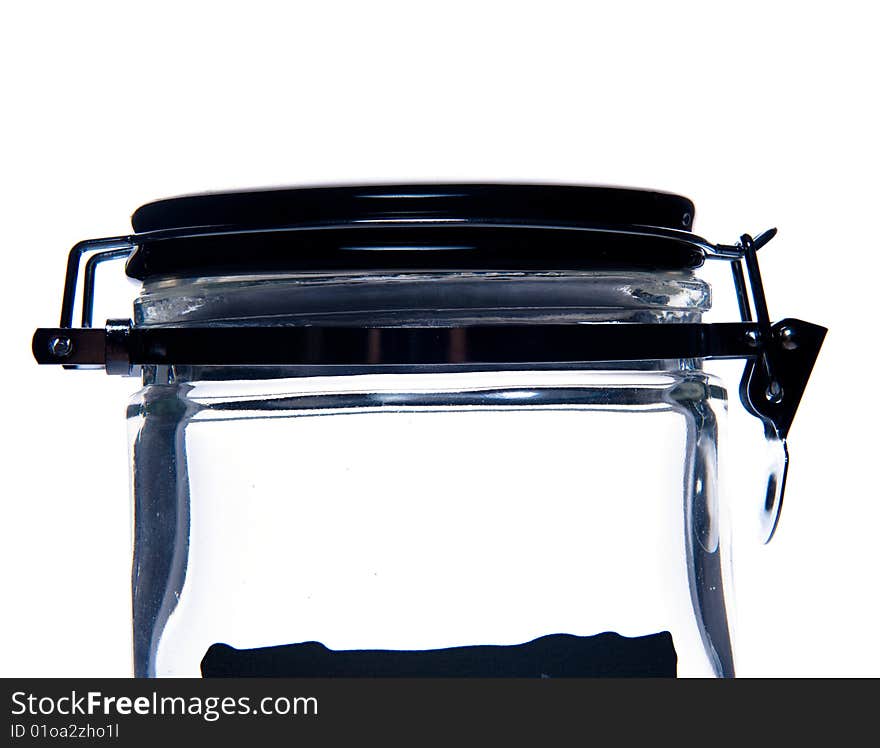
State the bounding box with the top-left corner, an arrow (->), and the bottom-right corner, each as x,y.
126,184 -> 702,279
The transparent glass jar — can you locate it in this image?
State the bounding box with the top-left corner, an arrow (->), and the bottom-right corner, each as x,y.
32,184 -> 824,679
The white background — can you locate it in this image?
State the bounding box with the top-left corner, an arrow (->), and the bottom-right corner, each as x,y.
1,1 -> 877,677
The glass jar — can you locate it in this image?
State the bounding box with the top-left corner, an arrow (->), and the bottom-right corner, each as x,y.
32,184 -> 826,678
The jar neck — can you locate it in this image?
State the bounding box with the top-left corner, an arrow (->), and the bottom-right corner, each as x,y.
135,270 -> 711,327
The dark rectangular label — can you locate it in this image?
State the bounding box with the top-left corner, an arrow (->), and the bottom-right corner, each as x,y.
201,632 -> 677,677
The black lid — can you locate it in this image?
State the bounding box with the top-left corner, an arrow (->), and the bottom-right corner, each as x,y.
126,183 -> 702,280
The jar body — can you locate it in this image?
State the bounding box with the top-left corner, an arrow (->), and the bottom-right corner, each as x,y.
127,269 -> 736,678
129,366 -> 734,678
